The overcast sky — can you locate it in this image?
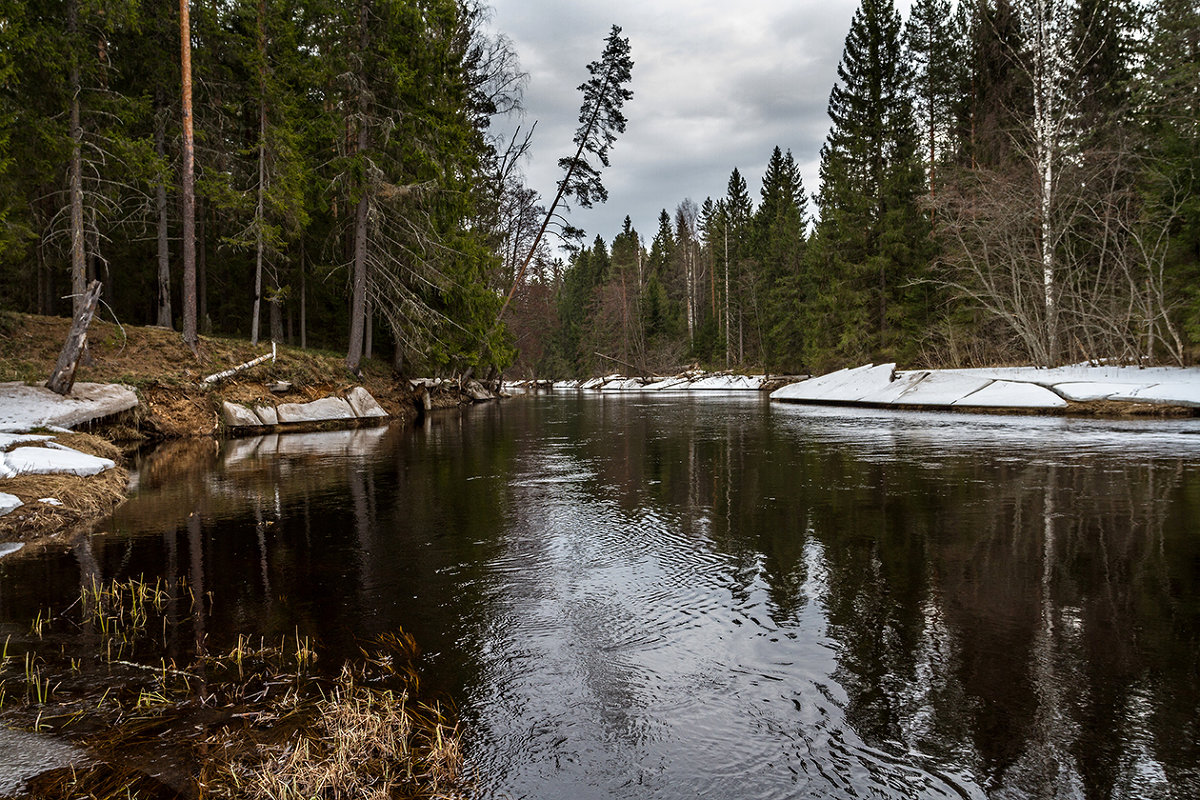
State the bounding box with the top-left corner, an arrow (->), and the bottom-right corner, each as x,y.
486,0 -> 912,252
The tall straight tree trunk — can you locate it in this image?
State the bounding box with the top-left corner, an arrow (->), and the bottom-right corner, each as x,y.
299,238 -> 307,349
723,225 -> 731,368
1031,0 -> 1058,366
68,0 -> 85,317
180,0 -> 198,351
685,245 -> 694,345
345,0 -> 370,373
251,107 -> 265,345
251,0 -> 267,346
197,195 -> 207,327
155,106 -> 172,328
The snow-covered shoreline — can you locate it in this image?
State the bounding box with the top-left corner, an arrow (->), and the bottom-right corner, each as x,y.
506,372 -> 783,393
770,363 -> 1200,411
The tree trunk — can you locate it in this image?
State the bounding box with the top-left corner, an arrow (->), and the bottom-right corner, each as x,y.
299,238 -> 307,349
347,190 -> 369,372
68,0 -> 86,318
251,0 -> 267,346
197,195 -> 207,329
46,280 -> 101,395
180,0 -> 198,352
345,0 -> 370,374
155,105 -> 173,329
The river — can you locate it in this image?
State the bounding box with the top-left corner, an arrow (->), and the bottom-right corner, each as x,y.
2,393 -> 1199,799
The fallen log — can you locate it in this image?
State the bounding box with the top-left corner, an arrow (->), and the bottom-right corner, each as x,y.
202,341 -> 276,384
46,280 -> 103,396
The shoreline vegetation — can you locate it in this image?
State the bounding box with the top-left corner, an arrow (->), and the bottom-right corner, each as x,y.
0,577 -> 466,800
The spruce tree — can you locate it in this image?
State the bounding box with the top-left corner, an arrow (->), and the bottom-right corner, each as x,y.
811,0 -> 927,366
904,0 -> 958,205
1141,0 -> 1200,346
754,147 -> 808,369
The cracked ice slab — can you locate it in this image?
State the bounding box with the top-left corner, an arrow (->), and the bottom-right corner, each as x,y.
890,372 -> 994,406
954,381 -> 1068,408
770,364 -> 895,403
1108,383 -> 1200,407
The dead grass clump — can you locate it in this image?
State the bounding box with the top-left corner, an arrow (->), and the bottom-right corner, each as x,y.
219,666 -> 465,800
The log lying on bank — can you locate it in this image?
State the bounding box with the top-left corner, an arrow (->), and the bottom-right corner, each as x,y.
203,342 -> 276,384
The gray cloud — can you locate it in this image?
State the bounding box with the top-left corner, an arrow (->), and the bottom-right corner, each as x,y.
488,0 -> 908,248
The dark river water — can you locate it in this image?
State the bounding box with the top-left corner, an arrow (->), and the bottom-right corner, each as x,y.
3,393 -> 1200,799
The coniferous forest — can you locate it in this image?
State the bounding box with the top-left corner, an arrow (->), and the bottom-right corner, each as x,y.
1,0 -> 1197,379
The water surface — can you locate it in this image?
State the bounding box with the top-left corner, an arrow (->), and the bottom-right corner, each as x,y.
2,394 -> 1198,799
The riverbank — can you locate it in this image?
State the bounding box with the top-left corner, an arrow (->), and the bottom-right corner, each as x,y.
770,362 -> 1200,414
0,312 -> 472,545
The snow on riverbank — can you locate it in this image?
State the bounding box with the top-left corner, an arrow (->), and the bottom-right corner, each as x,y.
0,382 -> 137,432
0,383 -> 128,522
770,363 -> 1200,411
508,372 -> 779,393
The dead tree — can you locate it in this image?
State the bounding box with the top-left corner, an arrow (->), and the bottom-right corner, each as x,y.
47,280 -> 102,395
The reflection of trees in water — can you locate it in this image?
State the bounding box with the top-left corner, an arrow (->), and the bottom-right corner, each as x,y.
814,454 -> 1195,799
11,399 -> 1196,799
559,400 -> 1197,799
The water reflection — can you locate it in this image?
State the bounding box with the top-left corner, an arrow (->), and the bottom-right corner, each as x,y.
0,398 -> 1197,800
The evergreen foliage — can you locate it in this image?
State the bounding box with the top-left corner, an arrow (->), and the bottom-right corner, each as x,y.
2,0 -> 1197,377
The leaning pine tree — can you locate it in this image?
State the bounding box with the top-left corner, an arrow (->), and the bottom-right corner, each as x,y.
495,25 -> 633,325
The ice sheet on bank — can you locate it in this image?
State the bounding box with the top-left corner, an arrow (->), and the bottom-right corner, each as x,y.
686,374 -> 765,390
771,364 -> 895,402
955,380 -> 1068,408
3,445 -> 115,476
1108,382 -> 1200,407
0,382 -> 138,432
772,363 -> 1200,410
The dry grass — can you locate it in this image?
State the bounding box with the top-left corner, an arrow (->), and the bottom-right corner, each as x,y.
214,665 -> 465,800
1,579 -> 467,800
0,433 -> 128,543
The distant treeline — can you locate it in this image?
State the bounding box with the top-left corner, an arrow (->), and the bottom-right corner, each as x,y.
2,0 -> 1196,380
510,0 -> 1200,377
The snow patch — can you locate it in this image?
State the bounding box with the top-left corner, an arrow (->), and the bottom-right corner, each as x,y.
0,492 -> 23,516
0,433 -> 53,450
0,382 -> 137,432
4,445 -> 116,477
